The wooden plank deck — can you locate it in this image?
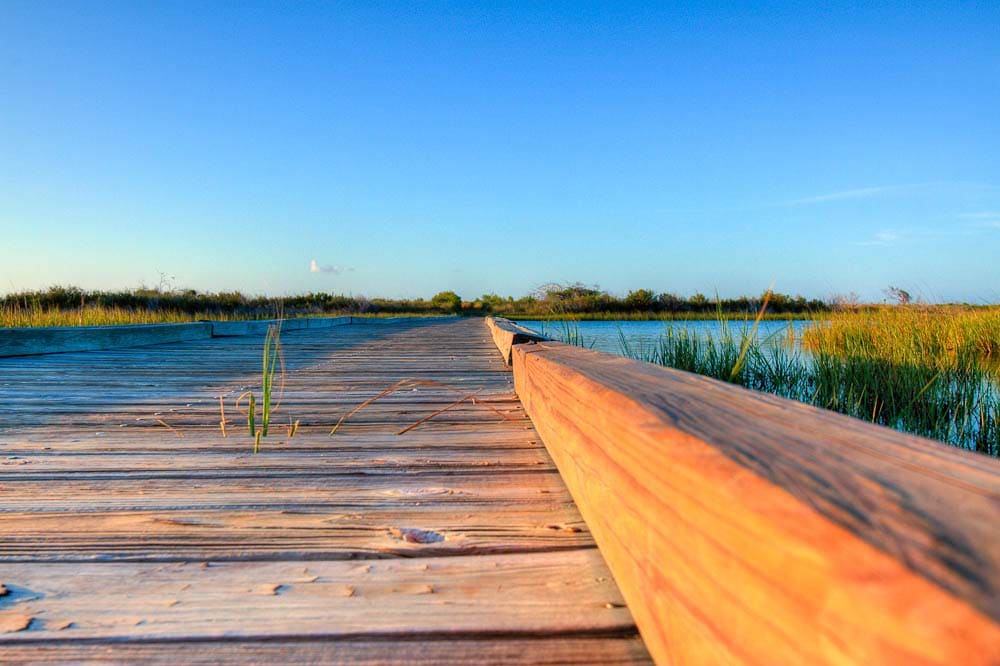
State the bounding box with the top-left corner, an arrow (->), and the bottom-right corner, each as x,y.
0,318 -> 651,663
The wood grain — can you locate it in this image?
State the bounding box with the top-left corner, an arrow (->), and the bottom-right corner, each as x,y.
0,550 -> 634,641
512,340 -> 1000,665
0,636 -> 652,665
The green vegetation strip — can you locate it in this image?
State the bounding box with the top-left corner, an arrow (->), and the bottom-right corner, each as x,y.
1,283 -> 832,327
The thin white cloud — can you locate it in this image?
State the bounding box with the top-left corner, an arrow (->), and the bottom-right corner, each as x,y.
855,230 -> 902,247
786,181 -> 1000,207
781,183 -> 942,207
957,211 -> 1000,220
658,181 -> 1000,216
957,211 -> 1000,228
309,259 -> 353,275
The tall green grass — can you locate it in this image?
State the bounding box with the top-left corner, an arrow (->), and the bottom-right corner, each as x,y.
260,323 -> 281,440
545,312 -> 1000,457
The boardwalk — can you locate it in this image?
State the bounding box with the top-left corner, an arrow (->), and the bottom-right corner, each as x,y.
0,318 -> 651,663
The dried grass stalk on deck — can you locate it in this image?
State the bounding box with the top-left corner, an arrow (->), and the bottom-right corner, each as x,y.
329,379 -> 512,435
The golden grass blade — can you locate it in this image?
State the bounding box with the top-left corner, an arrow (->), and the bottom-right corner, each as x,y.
218,396 -> 228,438
327,377 -> 514,436
729,288 -> 773,383
396,378 -> 514,421
154,418 -> 184,438
397,388 -> 484,435
329,379 -> 412,435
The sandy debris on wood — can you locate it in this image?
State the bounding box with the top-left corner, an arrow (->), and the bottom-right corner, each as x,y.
0,613 -> 33,633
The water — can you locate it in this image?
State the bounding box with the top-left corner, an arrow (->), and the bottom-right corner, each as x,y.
517,319 -> 811,356
515,317 -> 999,456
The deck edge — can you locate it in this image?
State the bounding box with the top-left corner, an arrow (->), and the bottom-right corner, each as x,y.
0,316 -> 411,357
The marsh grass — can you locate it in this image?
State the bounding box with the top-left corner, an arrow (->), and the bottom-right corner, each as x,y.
612,313 -> 1000,457
0,302 -> 451,328
0,302 -> 219,327
798,307 -> 1000,455
801,306 -> 1000,368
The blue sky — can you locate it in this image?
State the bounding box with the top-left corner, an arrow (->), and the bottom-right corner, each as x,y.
2,1 -> 999,302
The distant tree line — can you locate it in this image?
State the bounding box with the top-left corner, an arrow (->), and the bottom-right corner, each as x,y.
480,283 -> 828,316
2,283 -> 833,318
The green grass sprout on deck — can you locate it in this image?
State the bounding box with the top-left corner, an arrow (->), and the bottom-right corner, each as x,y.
260,322 -> 281,437
235,321 -> 285,454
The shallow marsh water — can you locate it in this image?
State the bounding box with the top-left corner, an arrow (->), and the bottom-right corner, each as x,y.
518,319 -> 809,355
516,318 -> 999,457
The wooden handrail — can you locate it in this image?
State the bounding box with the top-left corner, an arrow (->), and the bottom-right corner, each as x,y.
510,340 -> 1000,665
484,316 -> 547,365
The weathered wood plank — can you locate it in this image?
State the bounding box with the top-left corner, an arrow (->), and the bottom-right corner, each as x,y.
0,427 -> 542,453
0,446 -> 551,475
0,636 -> 653,665
0,551 -> 632,641
513,340 -> 1000,665
0,462 -> 578,509
0,505 -> 592,561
